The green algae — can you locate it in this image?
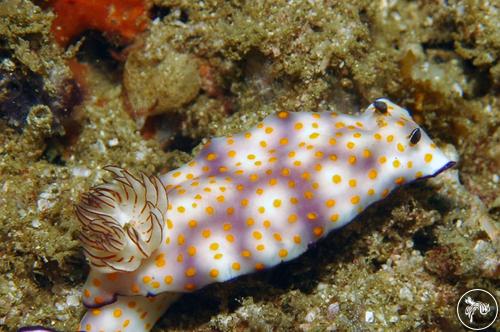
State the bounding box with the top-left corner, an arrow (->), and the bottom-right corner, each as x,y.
0,0 -> 499,331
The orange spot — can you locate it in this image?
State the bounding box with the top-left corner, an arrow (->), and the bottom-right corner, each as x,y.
325,199 -> 336,208
416,171 -> 423,178
329,138 -> 337,145
294,122 -> 303,130
202,229 -> 211,238
253,231 -> 263,240
246,217 -> 255,226
329,154 -> 338,161
256,244 -> 265,251
367,188 -> 375,196
347,142 -> 355,149
395,177 -> 405,185
226,234 -> 235,243
348,155 -> 357,164
142,276 -> 152,284
155,255 -> 166,267
184,283 -> 196,291
260,141 -> 267,148
188,219 -> 198,228
94,296 -> 104,305
332,174 -> 342,184
241,250 -> 252,258
280,138 -> 289,145
187,246 -> 197,256
351,196 -> 360,204
330,214 -> 339,222
386,135 -> 394,142
278,111 -> 289,119
205,206 -> 215,215
91,309 -> 101,316
304,191 -> 314,200
374,133 -> 382,140
293,235 -> 302,244
84,289 -> 91,297
185,267 -> 196,277
281,168 -> 291,176
164,275 -> 173,285
151,281 -> 160,288
273,199 -> 282,208
263,220 -> 271,228
255,263 -> 265,270
307,212 -> 318,220
397,143 -> 405,152
393,160 -> 401,168
269,178 -> 278,186
210,242 -> 219,250
313,226 -> 324,237
368,169 -> 378,180
209,269 -> 219,278
232,262 -> 241,270
206,153 -> 217,161
279,249 -> 288,258
424,153 -> 433,163
273,233 -> 282,241
131,283 -> 140,293
92,278 -> 101,287
349,179 -> 357,187
379,156 -> 387,164
309,132 -> 320,139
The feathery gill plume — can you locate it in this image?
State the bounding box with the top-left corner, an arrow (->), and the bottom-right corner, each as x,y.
75,166 -> 167,273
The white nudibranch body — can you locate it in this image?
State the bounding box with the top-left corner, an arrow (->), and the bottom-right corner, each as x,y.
75,99 -> 455,332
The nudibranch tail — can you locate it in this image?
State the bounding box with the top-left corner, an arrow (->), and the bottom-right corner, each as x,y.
76,166 -> 167,273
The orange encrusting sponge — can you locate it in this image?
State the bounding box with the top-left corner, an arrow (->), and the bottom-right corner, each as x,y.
50,0 -> 149,45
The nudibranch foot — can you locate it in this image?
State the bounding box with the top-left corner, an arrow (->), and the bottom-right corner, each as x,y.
79,293 -> 179,332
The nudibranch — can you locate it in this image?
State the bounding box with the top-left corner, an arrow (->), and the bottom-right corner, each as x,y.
71,99 -> 454,332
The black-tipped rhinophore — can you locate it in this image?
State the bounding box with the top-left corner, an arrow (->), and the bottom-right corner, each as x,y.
373,100 -> 388,114
409,128 -> 421,145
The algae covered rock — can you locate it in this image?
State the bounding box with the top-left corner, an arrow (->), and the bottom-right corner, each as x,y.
124,42 -> 201,120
